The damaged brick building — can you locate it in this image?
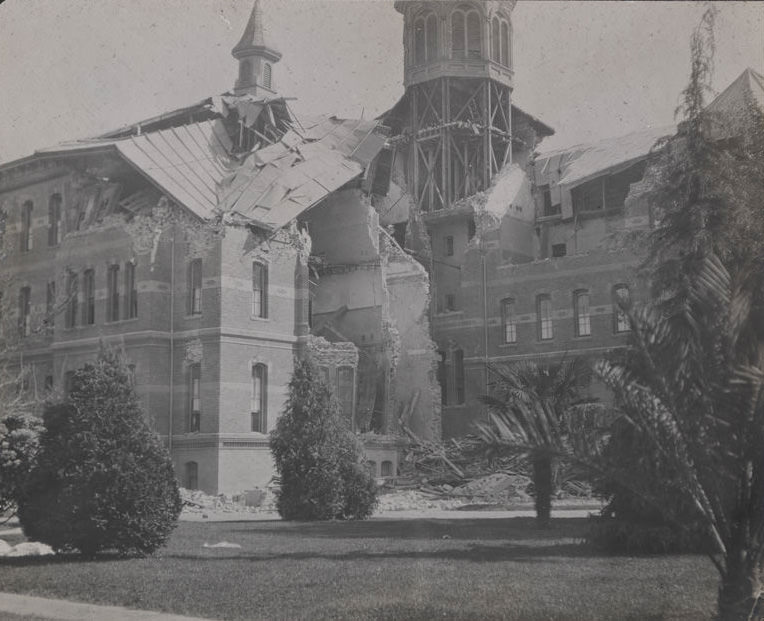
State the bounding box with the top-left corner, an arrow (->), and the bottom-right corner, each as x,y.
2,0 -> 761,492
0,1 -> 440,494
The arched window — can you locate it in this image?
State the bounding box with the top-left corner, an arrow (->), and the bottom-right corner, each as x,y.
425,13 -> 438,62
263,63 -> 272,89
537,294 -> 553,340
48,194 -> 62,246
501,298 -> 516,344
492,18 -> 500,62
414,17 -> 426,65
251,363 -> 267,432
466,11 -> 481,58
501,20 -> 510,67
574,290 -> 591,337
451,11 -> 465,58
184,462 -> 198,490
239,59 -> 251,84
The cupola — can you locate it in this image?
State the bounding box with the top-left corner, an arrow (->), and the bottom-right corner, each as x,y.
232,0 -> 281,96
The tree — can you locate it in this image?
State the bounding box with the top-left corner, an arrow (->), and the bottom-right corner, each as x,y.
269,358 -> 378,521
475,358 -> 603,527
596,8 -> 764,618
17,349 -> 182,556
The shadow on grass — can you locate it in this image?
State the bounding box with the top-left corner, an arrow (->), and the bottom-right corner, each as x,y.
162,541 -> 597,564
218,517 -> 591,541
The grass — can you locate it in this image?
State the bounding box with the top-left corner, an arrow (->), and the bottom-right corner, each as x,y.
0,517 -> 717,621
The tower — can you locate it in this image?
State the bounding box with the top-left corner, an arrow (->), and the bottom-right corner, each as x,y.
232,0 -> 282,96
393,0 -> 516,212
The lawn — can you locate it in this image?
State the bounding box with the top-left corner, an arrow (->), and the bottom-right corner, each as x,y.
0,517 -> 717,621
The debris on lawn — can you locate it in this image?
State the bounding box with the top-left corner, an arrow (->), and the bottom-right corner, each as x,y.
0,538 -> 54,557
180,486 -> 277,518
202,541 -> 242,549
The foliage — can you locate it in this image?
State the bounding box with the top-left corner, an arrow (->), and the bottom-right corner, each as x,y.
0,411 -> 42,517
475,358 -> 607,526
269,358 -> 377,520
17,349 -> 182,556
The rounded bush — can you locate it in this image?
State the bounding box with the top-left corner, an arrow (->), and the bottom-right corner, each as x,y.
269,359 -> 378,520
18,351 -> 182,556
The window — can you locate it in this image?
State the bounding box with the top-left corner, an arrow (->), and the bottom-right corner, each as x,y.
263,63 -> 272,89
501,298 -> 516,344
185,462 -> 199,490
451,10 -> 465,58
20,201 -> 33,252
107,264 -> 120,322
65,273 -> 78,329
453,349 -> 465,405
574,290 -> 591,337
337,366 -> 355,426
127,364 -> 136,387
18,287 -> 31,338
445,294 -> 456,312
83,269 -> 95,325
125,262 -> 137,319
45,281 -> 55,334
44,375 -> 53,392
252,261 -> 268,318
188,363 -> 201,432
251,364 -> 267,432
501,20 -> 510,67
537,294 -> 553,340
381,461 -> 394,477
466,11 -> 481,58
239,59 -> 251,84
438,351 -> 447,405
492,17 -> 500,61
425,13 -> 438,62
48,194 -> 62,246
414,17 -> 426,65
552,243 -> 567,258
444,235 -> 454,257
613,285 -> 631,333
186,259 -> 202,315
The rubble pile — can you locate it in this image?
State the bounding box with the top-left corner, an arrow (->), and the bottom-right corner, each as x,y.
180,487 -> 277,517
0,539 -> 54,557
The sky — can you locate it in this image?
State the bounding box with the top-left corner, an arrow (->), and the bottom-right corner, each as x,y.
0,0 -> 762,163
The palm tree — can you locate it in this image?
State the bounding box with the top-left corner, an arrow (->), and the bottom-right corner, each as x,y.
597,254 -> 763,621
475,358 -> 602,527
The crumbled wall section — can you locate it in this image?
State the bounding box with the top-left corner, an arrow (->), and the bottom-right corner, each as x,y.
305,335 -> 359,369
380,232 -> 442,441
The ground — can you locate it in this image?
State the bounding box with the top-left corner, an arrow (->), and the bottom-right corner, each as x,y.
0,517 -> 716,620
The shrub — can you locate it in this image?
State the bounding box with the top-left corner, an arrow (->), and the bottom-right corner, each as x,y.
0,412 -> 43,516
18,350 -> 182,556
269,358 -> 378,520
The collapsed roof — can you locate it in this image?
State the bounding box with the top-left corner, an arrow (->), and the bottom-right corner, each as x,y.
16,92 -> 388,232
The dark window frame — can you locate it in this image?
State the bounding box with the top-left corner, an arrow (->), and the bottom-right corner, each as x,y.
188,258 -> 202,316
188,363 -> 201,432
537,294 -> 553,340
83,269 -> 95,325
252,261 -> 268,319
574,289 -> 591,337
501,297 -> 517,344
107,264 -> 120,322
251,363 -> 267,433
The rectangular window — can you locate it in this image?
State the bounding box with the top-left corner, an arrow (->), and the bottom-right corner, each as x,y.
20,201 -> 33,252
83,269 -> 95,325
125,262 -> 137,319
613,285 -> 631,333
336,366 -> 355,427
552,243 -> 567,258
65,273 -> 78,329
18,287 -> 31,338
45,281 -> 55,334
537,294 -> 553,340
501,298 -> 516,344
445,294 -> 456,312
188,363 -> 201,432
107,264 -> 120,322
64,371 -> 75,397
453,349 -> 465,405
251,364 -> 267,432
48,194 -> 62,246
127,364 -> 136,387
574,290 -> 591,337
188,259 -> 202,316
252,262 -> 268,318
444,235 -> 454,257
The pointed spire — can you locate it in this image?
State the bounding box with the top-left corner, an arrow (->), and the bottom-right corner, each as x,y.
232,0 -> 281,95
232,0 -> 280,61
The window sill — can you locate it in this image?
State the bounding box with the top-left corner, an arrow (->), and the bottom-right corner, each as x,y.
105,317 -> 140,326
184,314 -> 203,320
250,315 -> 269,322
498,342 -> 518,348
